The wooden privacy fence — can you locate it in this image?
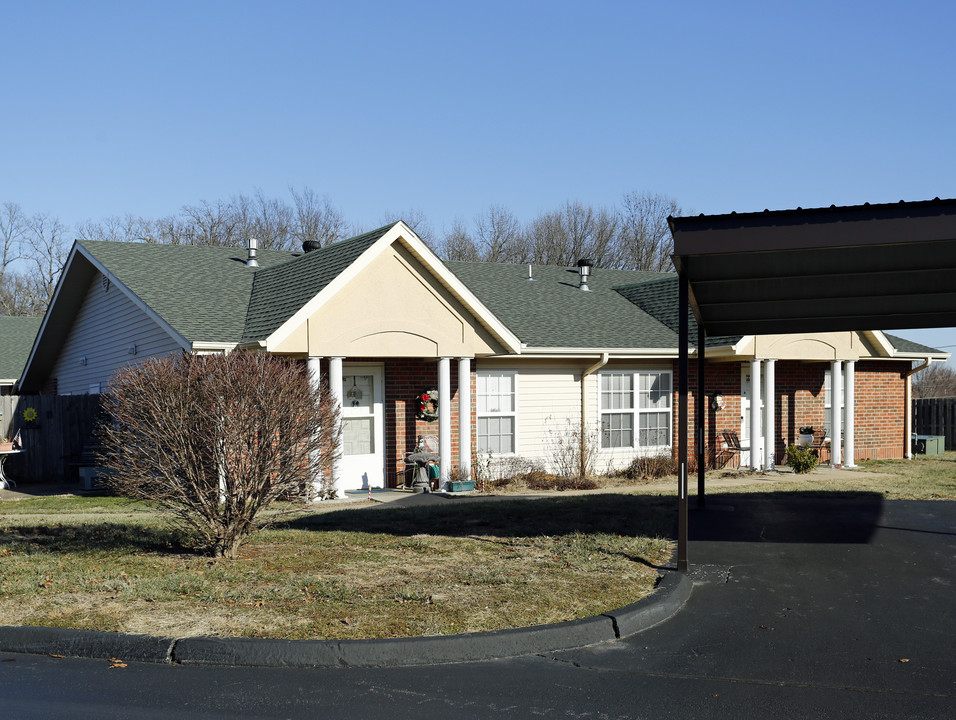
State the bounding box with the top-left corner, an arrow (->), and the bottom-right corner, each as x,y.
913,397 -> 956,451
0,394 -> 102,484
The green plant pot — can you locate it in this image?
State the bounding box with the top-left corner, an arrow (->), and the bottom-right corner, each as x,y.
449,480 -> 475,492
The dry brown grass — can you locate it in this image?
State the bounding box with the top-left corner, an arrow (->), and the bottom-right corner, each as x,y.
0,493 -> 673,640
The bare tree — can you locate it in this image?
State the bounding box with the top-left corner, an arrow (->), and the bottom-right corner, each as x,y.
290,186 -> 348,249
618,191 -> 682,272
913,363 -> 956,398
437,219 -> 481,261
24,212 -> 69,309
98,352 -> 342,559
474,205 -> 528,263
528,201 -> 620,267
0,202 -> 27,282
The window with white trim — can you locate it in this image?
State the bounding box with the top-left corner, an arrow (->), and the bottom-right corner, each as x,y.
600,370 -> 672,450
477,371 -> 516,454
824,369 -> 845,437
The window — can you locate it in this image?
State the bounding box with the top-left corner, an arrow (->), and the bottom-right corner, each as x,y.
824,368 -> 845,437
600,370 -> 672,450
477,372 -> 516,454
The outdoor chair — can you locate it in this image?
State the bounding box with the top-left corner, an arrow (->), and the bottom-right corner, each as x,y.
718,430 -> 744,468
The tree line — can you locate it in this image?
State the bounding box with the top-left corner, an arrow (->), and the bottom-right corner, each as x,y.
0,188 -> 683,317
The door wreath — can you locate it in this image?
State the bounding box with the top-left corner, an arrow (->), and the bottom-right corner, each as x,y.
416,389 -> 439,421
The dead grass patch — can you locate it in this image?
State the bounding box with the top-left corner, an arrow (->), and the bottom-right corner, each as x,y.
0,493 -> 673,640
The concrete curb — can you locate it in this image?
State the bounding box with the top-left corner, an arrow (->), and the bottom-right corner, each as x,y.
0,570 -> 691,668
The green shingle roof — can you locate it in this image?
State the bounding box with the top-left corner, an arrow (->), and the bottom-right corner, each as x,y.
242,226 -> 390,343
444,261 -> 684,349
79,241 -> 297,344
881,332 -> 947,355
0,316 -> 42,380
614,276 -> 743,349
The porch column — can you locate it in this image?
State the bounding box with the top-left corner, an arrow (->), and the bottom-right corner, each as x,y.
329,356 -> 345,496
750,359 -> 762,471
844,360 -> 856,468
764,359 -> 776,470
458,358 -> 472,484
438,357 -> 451,489
307,356 -> 325,499
831,360 -> 843,468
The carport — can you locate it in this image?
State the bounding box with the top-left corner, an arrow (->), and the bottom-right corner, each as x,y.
669,197 -> 956,570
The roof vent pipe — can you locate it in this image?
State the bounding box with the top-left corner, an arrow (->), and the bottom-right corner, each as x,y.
246,237 -> 259,267
576,258 -> 593,291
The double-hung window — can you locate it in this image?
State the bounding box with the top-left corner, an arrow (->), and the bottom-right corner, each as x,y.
477,371 -> 516,454
600,370 -> 672,450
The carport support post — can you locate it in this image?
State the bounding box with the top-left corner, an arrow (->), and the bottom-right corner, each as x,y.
678,273 -> 689,572
697,322 -> 706,507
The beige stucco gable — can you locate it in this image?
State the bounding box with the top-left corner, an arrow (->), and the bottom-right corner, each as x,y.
272,243 -> 504,357
749,331 -> 882,361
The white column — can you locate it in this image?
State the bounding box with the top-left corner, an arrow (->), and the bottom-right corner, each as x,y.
458,358 -> 472,484
764,359 -> 776,470
329,356 -> 345,496
750,359 -> 762,471
831,360 -> 843,468
844,360 -> 856,468
307,357 -> 325,499
438,357 -> 452,488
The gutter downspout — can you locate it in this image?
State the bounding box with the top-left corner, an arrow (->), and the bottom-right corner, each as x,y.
903,357 -> 936,459
581,353 -> 610,478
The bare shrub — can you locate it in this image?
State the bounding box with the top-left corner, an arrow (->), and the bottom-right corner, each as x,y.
520,472 -> 598,491
614,453 -> 678,482
546,418 -> 598,480
98,352 -> 341,558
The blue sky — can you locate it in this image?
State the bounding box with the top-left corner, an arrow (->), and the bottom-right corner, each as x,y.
2,1 -> 954,361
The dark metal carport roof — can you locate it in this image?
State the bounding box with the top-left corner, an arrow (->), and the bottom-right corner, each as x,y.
669,197 -> 956,336
667,197 -> 956,571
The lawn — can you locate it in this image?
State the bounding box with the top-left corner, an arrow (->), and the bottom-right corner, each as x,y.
1,452 -> 952,641
0,493 -> 674,640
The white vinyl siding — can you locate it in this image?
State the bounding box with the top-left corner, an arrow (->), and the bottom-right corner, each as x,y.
49,272 -> 186,394
600,370 -> 672,451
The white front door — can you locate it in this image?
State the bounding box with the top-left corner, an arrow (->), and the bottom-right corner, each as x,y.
340,364 -> 385,490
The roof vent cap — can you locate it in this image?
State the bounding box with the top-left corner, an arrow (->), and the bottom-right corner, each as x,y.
576,258 -> 593,291
246,237 -> 259,267
302,239 -> 322,253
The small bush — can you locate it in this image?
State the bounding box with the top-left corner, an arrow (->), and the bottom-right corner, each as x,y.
519,472 -> 598,491
615,454 -> 678,481
786,444 -> 818,474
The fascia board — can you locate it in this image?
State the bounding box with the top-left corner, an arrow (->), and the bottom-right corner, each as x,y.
191,342 -> 237,353
732,335 -> 756,354
264,222 -> 523,354
868,331 -> 898,357
20,242 -> 82,389
76,244 -> 192,353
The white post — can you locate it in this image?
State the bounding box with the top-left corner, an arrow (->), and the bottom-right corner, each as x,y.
307,356 -> 325,499
764,359 -> 776,470
458,358 -> 472,485
844,360 -> 856,468
831,360 -> 843,468
329,357 -> 345,497
750,359 -> 762,471
438,357 -> 452,489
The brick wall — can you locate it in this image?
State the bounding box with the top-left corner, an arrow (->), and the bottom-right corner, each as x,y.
672,359 -> 910,466
383,358 -> 469,487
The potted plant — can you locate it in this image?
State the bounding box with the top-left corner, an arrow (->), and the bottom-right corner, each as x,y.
798,426 -> 815,446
